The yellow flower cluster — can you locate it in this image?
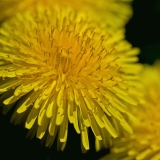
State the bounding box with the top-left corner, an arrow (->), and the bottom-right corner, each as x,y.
0,0 -> 133,28
0,0 -> 144,153
100,62 -> 160,160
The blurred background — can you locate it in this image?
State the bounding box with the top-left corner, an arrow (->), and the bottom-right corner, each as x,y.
0,0 -> 160,160
126,0 -> 160,64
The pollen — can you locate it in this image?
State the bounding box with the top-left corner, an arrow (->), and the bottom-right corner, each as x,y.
0,4 -> 143,152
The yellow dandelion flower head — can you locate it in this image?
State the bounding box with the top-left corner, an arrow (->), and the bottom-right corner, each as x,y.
0,3 -> 142,152
80,0 -> 133,27
0,0 -> 133,28
100,62 -> 160,160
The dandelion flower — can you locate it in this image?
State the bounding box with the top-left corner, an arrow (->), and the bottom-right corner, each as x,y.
0,3 -> 142,152
100,62 -> 160,160
0,0 -> 133,28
